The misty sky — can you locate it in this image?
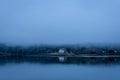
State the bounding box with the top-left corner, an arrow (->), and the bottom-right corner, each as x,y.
0,0 -> 120,45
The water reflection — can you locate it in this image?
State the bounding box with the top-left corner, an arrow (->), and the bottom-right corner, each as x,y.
0,62 -> 120,80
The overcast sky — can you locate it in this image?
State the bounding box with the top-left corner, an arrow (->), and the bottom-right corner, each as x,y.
0,0 -> 120,45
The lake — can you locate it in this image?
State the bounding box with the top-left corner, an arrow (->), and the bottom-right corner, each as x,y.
0,63 -> 120,80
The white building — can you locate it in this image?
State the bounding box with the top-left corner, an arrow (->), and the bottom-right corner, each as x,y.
58,48 -> 67,62
58,48 -> 66,54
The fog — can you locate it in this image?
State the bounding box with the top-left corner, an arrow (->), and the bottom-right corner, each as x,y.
0,0 -> 120,45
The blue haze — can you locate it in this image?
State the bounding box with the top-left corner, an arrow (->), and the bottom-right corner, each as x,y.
0,0 -> 120,45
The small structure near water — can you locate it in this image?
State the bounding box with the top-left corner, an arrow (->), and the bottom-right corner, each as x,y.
58,48 -> 67,62
58,48 -> 67,54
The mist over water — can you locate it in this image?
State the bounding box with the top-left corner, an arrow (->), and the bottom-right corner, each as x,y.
0,0 -> 120,46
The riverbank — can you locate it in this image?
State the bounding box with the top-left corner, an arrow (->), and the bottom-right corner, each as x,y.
0,53 -> 120,64
0,44 -> 120,64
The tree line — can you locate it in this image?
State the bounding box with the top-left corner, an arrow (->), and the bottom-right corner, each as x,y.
0,44 -> 120,55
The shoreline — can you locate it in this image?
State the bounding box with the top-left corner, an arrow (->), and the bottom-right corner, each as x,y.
0,53 -> 120,64
0,44 -> 120,64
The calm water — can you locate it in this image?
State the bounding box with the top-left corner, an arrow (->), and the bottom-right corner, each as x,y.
0,63 -> 120,80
